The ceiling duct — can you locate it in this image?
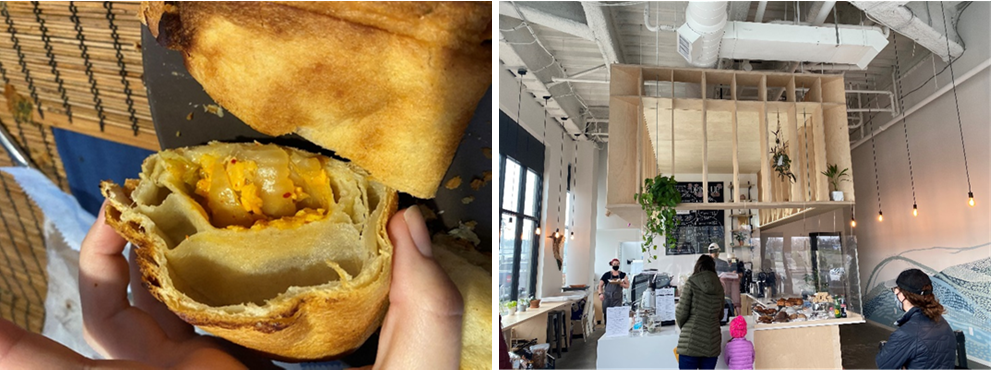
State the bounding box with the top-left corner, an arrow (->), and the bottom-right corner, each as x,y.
849,1 -> 964,61
676,1 -> 729,68
719,21 -> 889,69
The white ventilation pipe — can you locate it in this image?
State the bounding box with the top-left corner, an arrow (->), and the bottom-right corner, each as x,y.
681,1 -> 729,68
849,1 -> 963,60
754,1 -> 768,23
811,1 -> 837,26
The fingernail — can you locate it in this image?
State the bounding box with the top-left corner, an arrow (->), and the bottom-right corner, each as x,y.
403,206 -> 432,257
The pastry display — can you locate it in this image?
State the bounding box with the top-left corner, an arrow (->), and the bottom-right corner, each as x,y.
774,311 -> 790,323
755,296 -> 843,325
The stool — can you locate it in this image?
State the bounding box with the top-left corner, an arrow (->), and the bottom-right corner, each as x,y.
546,311 -> 565,359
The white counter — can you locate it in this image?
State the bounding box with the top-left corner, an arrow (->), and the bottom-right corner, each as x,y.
597,296 -> 867,369
596,316 -> 755,369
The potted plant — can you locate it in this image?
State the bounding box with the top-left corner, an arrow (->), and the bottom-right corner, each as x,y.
821,164 -> 850,201
506,301 -> 517,315
732,230 -> 749,247
517,298 -> 529,312
529,296 -> 541,309
634,174 -> 682,261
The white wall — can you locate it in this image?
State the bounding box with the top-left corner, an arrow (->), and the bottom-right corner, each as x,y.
852,2 -> 991,363
564,141 -> 598,288
500,63 -> 599,299
594,145 -> 641,283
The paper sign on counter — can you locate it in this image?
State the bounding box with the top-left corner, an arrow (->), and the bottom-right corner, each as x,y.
604,306 -> 631,337
656,287 -> 676,322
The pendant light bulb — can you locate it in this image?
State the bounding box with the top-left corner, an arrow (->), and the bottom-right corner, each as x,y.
850,217 -> 856,228
912,204 -> 918,217
968,192 -> 975,207
535,227 -> 541,236
554,228 -> 560,238
878,211 -> 884,222
570,232 -> 575,240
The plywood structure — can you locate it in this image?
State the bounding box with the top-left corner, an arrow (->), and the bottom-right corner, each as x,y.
607,65 -> 855,229
754,324 -> 843,369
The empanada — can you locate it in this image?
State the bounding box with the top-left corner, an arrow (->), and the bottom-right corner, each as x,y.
101,142 -> 397,360
139,1 -> 492,198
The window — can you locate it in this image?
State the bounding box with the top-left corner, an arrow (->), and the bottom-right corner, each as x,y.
498,155 -> 542,303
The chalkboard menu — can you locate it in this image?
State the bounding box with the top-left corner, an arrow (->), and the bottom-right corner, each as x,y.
666,182 -> 725,255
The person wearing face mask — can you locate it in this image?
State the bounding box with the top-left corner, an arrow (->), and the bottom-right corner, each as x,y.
876,269 -> 956,369
598,258 -> 630,324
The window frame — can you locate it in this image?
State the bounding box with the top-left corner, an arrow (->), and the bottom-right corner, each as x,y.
499,155 -> 543,302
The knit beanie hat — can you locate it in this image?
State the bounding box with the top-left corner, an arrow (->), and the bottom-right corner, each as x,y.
730,316 -> 747,338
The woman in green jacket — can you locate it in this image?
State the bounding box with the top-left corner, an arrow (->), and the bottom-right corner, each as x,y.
675,255 -> 725,369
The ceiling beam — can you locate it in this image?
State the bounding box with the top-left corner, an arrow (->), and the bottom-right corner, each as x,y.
498,1 -> 593,40
500,15 -> 587,138
806,1 -> 837,26
581,2 -> 626,71
850,1 -> 964,61
729,1 -> 751,22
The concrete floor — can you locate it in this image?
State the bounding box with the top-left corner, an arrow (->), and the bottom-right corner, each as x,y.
553,322 -> 990,369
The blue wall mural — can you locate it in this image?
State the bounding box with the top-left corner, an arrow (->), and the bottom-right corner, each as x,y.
863,243 -> 991,363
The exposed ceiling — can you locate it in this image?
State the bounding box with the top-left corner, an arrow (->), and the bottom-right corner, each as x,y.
499,1 -> 969,145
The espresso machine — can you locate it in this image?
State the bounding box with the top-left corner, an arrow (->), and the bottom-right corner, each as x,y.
754,269 -> 777,298
740,264 -> 753,295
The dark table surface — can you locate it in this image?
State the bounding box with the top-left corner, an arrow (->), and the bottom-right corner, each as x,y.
139,25 -> 492,367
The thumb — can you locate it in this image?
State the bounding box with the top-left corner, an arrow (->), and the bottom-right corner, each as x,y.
375,207 -> 463,370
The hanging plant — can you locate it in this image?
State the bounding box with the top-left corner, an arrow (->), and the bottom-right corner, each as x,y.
634,175 -> 681,261
770,127 -> 797,182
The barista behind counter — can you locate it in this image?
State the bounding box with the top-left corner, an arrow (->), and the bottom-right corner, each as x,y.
708,244 -> 733,274
599,258 -> 630,324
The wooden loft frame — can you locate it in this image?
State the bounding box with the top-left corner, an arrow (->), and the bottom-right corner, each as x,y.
607,64 -> 855,229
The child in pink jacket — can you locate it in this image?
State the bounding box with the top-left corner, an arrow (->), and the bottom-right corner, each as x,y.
724,316 -> 754,369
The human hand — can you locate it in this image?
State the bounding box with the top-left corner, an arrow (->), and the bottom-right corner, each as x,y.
0,200 -> 248,369
358,206 -> 464,369
0,203 -> 464,369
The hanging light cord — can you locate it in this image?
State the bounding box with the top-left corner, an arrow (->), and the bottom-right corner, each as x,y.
940,2 -> 971,195
867,74 -> 882,216
572,135 -> 578,235
558,122 -> 564,230
803,107 -> 812,202
892,34 -> 917,206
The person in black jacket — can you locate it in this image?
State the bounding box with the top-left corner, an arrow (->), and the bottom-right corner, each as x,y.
876,269 -> 956,369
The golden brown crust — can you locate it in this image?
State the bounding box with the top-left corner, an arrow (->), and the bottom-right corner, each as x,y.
100,143 -> 399,360
139,1 -> 492,198
433,236 -> 492,370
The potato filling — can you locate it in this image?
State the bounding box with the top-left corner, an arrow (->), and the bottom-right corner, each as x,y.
163,144 -> 336,229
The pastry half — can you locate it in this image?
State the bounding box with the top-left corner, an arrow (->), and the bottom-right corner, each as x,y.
100,141 -> 397,360
139,1 -> 492,198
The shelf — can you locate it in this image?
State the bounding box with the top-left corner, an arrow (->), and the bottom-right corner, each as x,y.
758,201 -> 854,229
607,201 -> 854,228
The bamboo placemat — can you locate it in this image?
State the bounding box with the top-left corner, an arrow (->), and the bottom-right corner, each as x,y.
0,1 -> 159,334
1,1 -> 159,151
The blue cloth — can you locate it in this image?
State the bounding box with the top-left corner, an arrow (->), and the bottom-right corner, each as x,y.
876,306 -> 957,369
679,355 -> 718,369
51,128 -> 154,216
